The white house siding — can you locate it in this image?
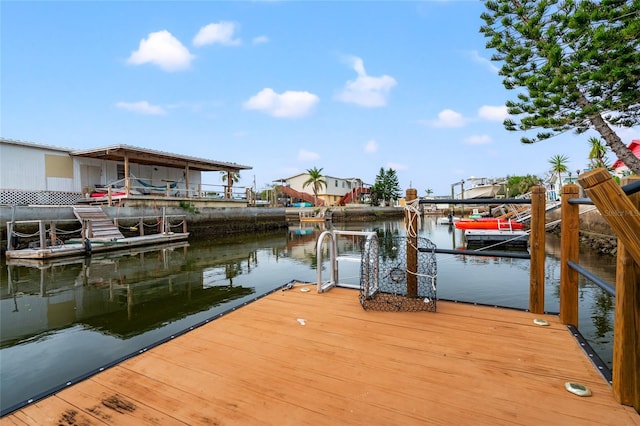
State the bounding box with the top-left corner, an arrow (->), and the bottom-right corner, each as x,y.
0,142 -> 72,191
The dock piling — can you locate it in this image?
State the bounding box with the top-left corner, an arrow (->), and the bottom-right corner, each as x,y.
560,183 -> 580,326
528,185 -> 546,314
405,188 -> 418,298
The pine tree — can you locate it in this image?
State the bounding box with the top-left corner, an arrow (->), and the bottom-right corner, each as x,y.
480,0 -> 640,173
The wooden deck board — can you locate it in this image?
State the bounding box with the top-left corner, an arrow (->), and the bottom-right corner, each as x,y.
2,284 -> 639,425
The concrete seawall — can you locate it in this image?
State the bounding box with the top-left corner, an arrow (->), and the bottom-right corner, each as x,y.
0,205 -> 406,252
1,204 -> 616,254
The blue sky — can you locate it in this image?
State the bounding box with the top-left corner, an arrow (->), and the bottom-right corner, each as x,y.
2,1 -> 638,196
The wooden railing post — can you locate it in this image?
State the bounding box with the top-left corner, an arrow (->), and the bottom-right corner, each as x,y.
559,184 -> 580,326
612,176 -> 640,410
405,188 -> 418,298
529,185 -> 546,314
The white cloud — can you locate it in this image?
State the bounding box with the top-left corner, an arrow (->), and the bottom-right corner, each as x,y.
252,35 -> 269,44
115,101 -> 166,115
193,22 -> 241,47
463,134 -> 492,145
298,149 -> 320,162
386,162 -> 408,171
127,30 -> 194,72
469,50 -> 500,74
428,109 -> 466,128
478,105 -> 509,121
243,88 -> 319,118
336,56 -> 397,107
364,139 -> 378,153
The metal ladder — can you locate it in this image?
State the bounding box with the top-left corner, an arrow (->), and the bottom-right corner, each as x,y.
316,230 -> 379,294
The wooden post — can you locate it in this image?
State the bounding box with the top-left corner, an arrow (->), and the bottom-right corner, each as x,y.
559,184 -> 580,326
183,217 -> 188,234
39,220 -> 46,249
405,188 -> 418,298
7,223 -> 13,250
578,168 -> 640,265
124,153 -> 130,195
185,164 -> 190,198
139,217 -> 144,236
529,185 -> 546,313
612,176 -> 640,410
49,222 -> 57,246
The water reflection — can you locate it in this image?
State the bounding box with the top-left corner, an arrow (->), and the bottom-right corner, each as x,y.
2,242 -> 256,347
0,218 -> 618,415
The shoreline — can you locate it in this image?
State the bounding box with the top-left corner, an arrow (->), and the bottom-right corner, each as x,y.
1,204 -> 618,256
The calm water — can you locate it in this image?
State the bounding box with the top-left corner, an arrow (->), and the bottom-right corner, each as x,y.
0,217 -> 616,415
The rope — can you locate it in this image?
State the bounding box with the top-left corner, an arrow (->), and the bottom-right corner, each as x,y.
404,197 -> 422,238
11,230 -> 40,238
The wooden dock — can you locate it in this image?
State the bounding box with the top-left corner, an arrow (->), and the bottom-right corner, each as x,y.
2,285 -> 638,425
5,206 -> 189,260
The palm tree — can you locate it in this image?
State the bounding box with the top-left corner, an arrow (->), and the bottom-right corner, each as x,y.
220,171 -> 240,183
302,167 -> 326,206
587,137 -> 610,169
221,171 -> 240,198
548,154 -> 569,190
425,188 -> 434,197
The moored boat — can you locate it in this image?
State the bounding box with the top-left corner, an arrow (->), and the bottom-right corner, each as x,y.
456,177 -> 502,199
454,218 -> 524,230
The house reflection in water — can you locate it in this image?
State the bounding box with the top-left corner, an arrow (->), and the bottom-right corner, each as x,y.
2,242 -> 256,345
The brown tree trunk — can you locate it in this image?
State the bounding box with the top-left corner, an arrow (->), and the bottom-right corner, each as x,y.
578,92 -> 640,174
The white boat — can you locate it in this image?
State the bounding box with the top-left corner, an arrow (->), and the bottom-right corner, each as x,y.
456,177 -> 502,199
437,215 -> 461,225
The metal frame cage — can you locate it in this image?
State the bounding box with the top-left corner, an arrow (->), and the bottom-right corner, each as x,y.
360,236 -> 437,312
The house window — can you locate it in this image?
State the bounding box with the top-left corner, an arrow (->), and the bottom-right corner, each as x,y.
342,181 -> 345,188
335,180 -> 338,187
117,164 -> 125,180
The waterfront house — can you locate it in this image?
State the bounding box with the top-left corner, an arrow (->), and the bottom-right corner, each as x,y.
0,138 -> 253,207
277,173 -> 369,206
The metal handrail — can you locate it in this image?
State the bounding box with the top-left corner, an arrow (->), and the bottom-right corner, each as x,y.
566,260 -> 615,296
420,197 -> 532,205
316,230 -> 378,293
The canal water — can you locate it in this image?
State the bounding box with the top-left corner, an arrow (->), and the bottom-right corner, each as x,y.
0,217 -> 616,415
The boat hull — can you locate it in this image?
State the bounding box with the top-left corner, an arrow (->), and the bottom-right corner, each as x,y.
457,184 -> 501,199
455,219 -> 524,230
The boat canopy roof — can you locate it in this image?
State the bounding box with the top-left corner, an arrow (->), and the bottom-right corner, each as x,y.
71,144 -> 252,173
